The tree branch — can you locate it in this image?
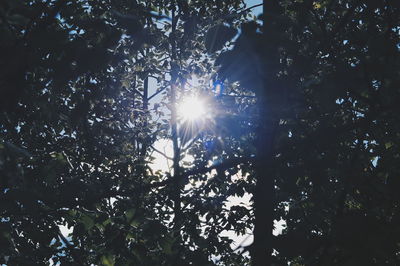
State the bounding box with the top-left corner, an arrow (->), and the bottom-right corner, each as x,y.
150,144 -> 173,160
100,157 -> 255,199
182,156 -> 255,178
240,3 -> 263,14
148,87 -> 166,101
58,229 -> 73,248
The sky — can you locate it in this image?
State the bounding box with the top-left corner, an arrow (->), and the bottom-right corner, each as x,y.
246,0 -> 263,16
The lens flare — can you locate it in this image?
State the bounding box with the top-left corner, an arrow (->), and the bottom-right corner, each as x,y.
178,96 -> 206,121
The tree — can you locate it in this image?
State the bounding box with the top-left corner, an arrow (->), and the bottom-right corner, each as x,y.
2,0 -> 399,265
1,0 -> 251,265
0,0 -> 156,264
215,0 -> 400,265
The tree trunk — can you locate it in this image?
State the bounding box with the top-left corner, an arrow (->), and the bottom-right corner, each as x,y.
251,1 -> 281,265
141,76 -> 149,157
169,2 -> 183,264
251,102 -> 276,266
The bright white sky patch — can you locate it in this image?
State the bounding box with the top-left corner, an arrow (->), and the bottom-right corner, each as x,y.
150,138 -> 173,173
59,224 -> 73,237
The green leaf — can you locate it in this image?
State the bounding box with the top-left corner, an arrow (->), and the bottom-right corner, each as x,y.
101,254 -> 115,266
125,208 -> 136,223
385,142 -> 393,149
160,235 -> 176,255
81,214 -> 95,231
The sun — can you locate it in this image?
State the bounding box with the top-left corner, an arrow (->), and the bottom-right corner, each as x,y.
178,96 -> 206,121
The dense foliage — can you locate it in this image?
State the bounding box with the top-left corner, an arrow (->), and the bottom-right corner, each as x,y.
1,0 -> 399,265
216,0 -> 400,265
0,0 -> 250,265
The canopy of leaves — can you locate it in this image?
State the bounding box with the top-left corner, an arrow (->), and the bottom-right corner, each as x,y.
0,0 -> 250,265
1,0 -> 399,265
214,0 -> 400,264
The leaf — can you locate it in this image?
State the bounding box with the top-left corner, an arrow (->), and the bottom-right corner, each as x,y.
112,10 -> 143,36
160,234 -> 176,255
313,2 -> 322,9
4,141 -> 32,158
124,208 -> 136,223
81,214 -> 95,231
101,254 -> 115,266
385,142 -> 393,149
7,13 -> 30,25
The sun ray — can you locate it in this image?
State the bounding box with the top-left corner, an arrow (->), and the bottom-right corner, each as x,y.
178,96 -> 206,122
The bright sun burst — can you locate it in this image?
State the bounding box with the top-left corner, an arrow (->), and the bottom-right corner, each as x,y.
178,96 -> 206,121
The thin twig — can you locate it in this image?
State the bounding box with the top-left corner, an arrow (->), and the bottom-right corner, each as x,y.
232,234 -> 253,252
150,145 -> 173,160
240,3 -> 263,14
58,229 -> 73,248
183,156 -> 254,178
220,94 -> 257,98
181,133 -> 201,151
148,87 -> 166,101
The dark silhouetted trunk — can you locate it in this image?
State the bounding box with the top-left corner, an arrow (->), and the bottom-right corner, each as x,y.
251,1 -> 281,265
170,2 -> 183,264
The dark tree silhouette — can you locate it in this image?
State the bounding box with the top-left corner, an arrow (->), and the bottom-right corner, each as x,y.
216,0 -> 400,265
1,0 -> 400,265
